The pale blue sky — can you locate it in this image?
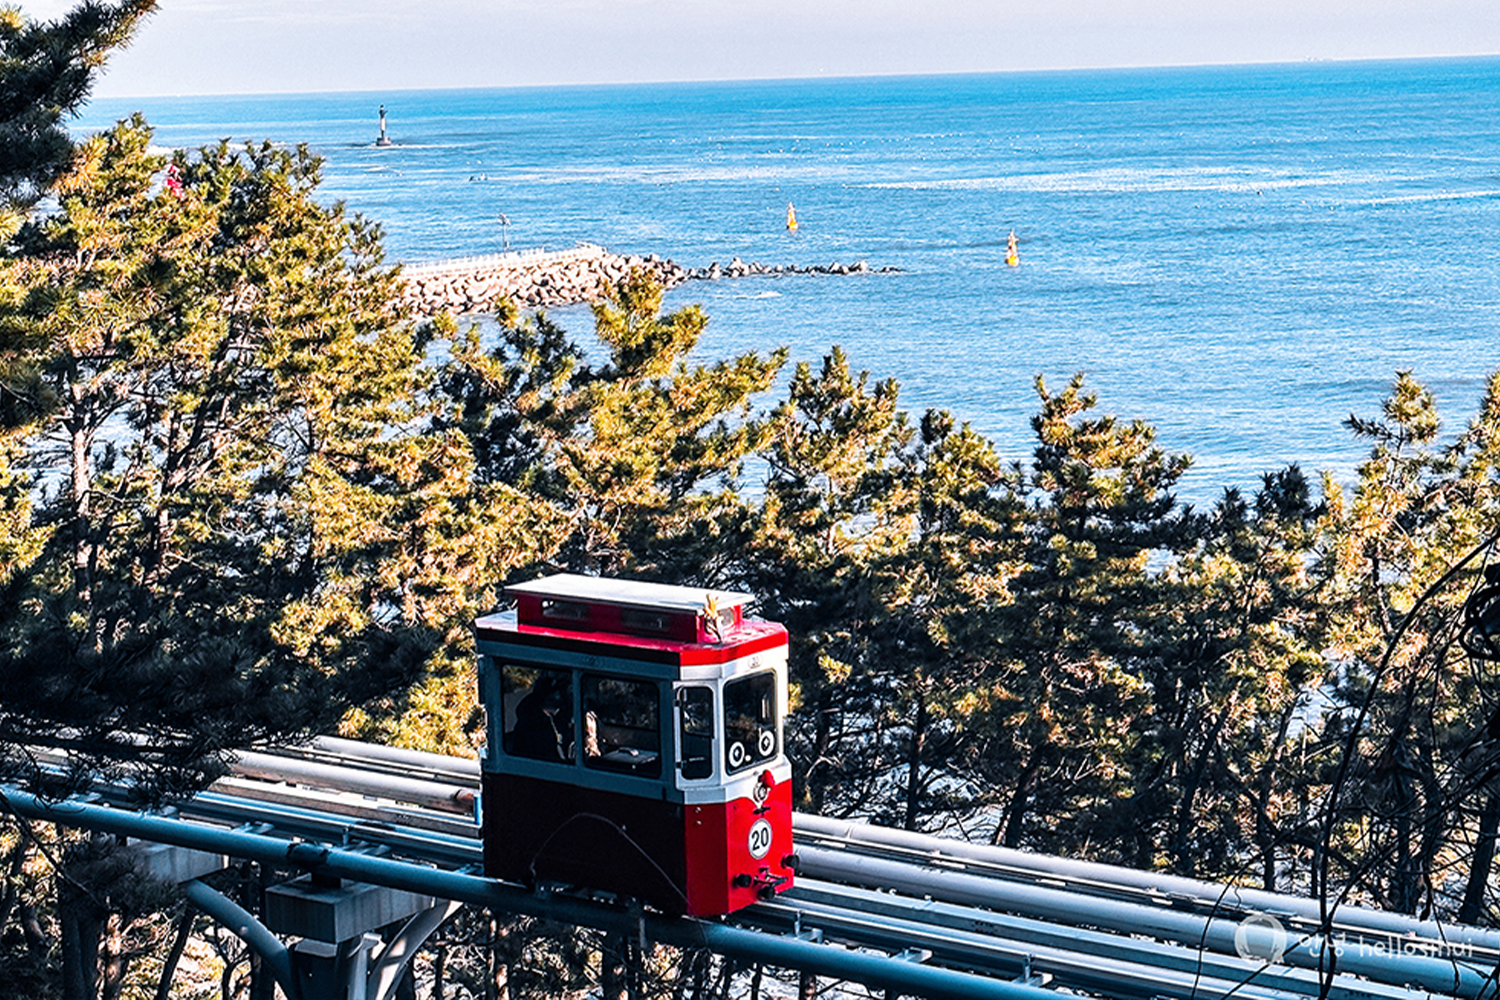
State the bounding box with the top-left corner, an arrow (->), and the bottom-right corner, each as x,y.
22,0 -> 1500,96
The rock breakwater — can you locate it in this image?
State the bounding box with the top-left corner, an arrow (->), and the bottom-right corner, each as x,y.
400,243 -> 896,316
401,243 -> 687,315
684,256 -> 896,281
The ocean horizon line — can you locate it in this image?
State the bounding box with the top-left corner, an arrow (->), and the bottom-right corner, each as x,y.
85,51 -> 1500,105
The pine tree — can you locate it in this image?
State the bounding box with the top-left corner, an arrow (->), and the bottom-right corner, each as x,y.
1,0 -> 155,592
983,374 -> 1193,853
0,116 -> 484,795
0,1 -> 156,232
869,409 -> 1024,830
745,347 -> 912,817
1122,468 -> 1328,883
1312,372 -> 1500,913
439,270 -> 784,581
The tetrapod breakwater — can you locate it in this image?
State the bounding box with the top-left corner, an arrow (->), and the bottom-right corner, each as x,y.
399,243 -> 897,315
399,243 -> 687,315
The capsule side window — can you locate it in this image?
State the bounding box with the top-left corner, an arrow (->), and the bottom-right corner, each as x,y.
676,686 -> 714,780
500,665 -> 575,765
724,671 -> 778,772
582,675 -> 661,777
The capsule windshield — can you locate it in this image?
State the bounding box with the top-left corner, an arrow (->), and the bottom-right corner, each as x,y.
724,671 -> 778,772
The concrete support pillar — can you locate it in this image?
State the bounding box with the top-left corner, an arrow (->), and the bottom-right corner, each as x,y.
266,874 -> 454,1000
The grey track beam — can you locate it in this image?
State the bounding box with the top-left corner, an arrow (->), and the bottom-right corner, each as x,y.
0,787 -> 1062,1000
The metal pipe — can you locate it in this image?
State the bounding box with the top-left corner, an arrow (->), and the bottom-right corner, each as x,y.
286,741 -> 1500,960
307,737 -> 481,784
796,814 -> 1500,956
181,789 -> 482,866
223,743 -> 1500,989
0,788 -> 1061,1000
759,895 -> 1339,1000
774,880 -> 1432,1000
797,844 -> 1495,998
207,777 -> 478,840
182,880 -> 300,1000
231,750 -> 476,815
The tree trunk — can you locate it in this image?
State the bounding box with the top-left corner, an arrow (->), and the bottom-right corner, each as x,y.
1171,710 -> 1229,875
155,906 -> 196,1000
249,865 -> 275,1000
600,927 -> 628,1000
0,835 -> 28,936
805,690 -> 836,815
1255,706 -> 1296,893
1460,790 -> 1500,924
902,693 -> 928,831
674,950 -> 703,1000
67,400 -> 94,614
18,902 -> 47,960
99,912 -> 127,1000
996,742 -> 1045,847
433,941 -> 448,1000
60,900 -> 103,1000
485,911 -> 508,1000
1393,755 -> 1417,914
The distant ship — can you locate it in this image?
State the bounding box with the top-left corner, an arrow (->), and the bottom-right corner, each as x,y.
786,203 -> 798,232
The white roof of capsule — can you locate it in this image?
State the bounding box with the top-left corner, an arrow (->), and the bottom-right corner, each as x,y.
506,573 -> 753,613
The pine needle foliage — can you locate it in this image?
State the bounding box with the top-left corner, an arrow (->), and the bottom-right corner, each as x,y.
439,269 -> 786,582
0,1 -> 155,231
0,116 -> 477,797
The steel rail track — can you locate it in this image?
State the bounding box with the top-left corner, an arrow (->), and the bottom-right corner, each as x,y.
14,733 -> 1493,997
271,738 -> 1500,962
220,740 -> 1498,999
759,881 -> 1431,1000
43,767 -> 1443,1000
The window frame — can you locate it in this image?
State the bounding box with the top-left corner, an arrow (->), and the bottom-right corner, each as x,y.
723,670 -> 780,774
499,663 -> 576,766
580,673 -> 663,778
675,685 -> 716,782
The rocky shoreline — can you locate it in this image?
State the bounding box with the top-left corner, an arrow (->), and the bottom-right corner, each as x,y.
399,243 -> 895,316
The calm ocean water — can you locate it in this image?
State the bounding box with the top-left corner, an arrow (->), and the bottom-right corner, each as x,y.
77,59 -> 1500,503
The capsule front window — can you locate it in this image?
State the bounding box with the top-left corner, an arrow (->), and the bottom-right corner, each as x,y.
724,671 -> 778,772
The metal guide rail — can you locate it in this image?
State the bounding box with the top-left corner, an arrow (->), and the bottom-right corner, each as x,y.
7,738 -> 1498,1000
242,739 -> 1500,999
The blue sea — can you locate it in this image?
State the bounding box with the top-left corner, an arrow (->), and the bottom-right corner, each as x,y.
77,58 -> 1500,503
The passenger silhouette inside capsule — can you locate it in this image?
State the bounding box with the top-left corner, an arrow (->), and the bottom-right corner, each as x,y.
509,671 -> 573,762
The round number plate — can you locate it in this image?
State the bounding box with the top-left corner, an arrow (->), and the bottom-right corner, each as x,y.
747,818 -> 773,860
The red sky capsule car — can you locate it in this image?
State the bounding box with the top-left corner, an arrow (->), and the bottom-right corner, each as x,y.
475,574 -> 797,916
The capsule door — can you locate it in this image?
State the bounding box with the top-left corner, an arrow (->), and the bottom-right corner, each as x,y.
674,684 -> 717,784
